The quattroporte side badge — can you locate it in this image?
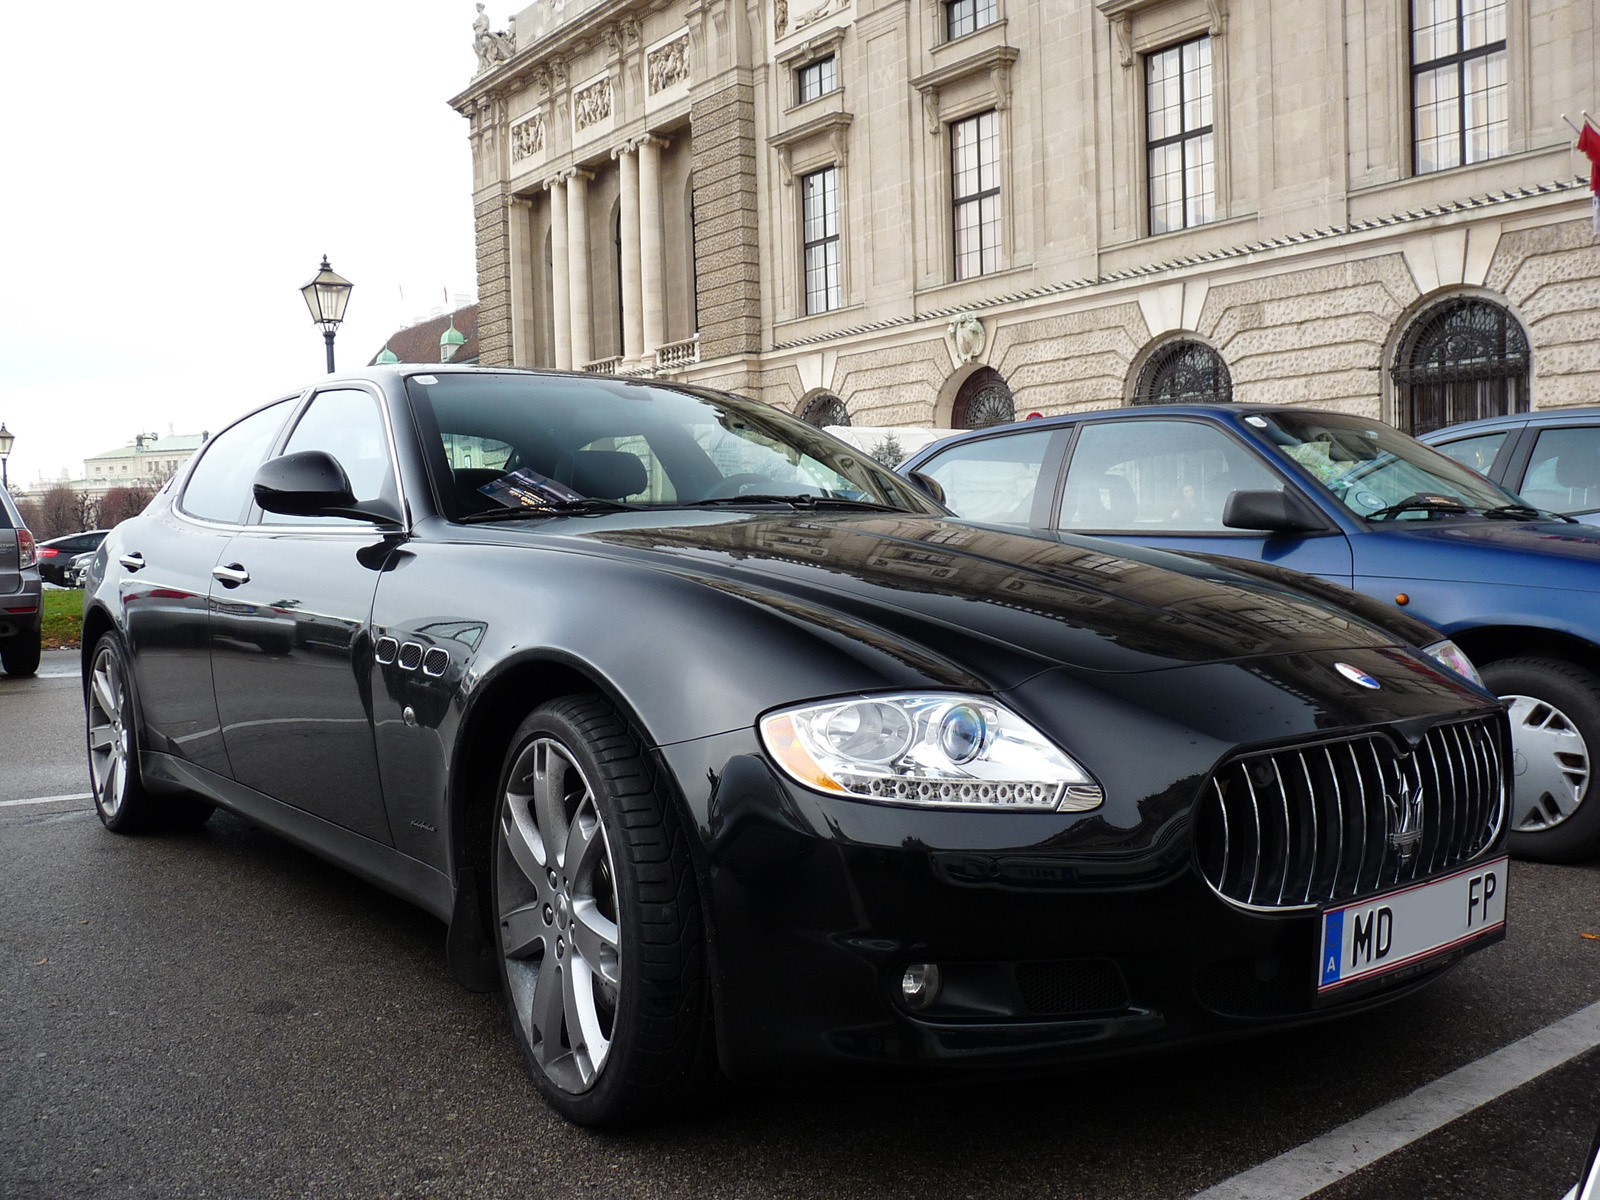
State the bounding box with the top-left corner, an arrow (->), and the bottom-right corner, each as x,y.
1336,662 -> 1382,690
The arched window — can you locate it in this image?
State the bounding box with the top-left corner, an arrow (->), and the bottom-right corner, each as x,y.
952,368 -> 1015,429
1392,298 -> 1529,436
1135,340 -> 1232,405
798,392 -> 850,427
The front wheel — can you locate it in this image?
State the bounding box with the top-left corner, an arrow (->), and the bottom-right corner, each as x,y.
491,696 -> 707,1127
1480,656 -> 1600,863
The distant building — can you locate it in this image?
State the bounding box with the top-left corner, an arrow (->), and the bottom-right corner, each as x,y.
81,432 -> 207,498
370,305 -> 482,366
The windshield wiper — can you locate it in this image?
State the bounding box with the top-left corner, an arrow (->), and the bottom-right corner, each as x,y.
1481,503 -> 1573,522
677,494 -> 907,512
1364,494 -> 1477,521
458,498 -> 645,522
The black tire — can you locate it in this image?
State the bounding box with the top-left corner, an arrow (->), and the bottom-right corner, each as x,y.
490,695 -> 706,1127
1,630 -> 41,677
1480,656 -> 1600,863
85,633 -> 214,834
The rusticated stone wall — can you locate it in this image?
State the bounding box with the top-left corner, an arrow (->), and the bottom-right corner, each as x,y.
690,84 -> 760,362
474,187 -> 512,367
1488,219 -> 1600,407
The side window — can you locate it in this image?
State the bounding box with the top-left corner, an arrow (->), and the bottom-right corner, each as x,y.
1431,431 -> 1508,475
918,429 -> 1054,525
266,389 -> 395,526
1519,427 -> 1600,515
1058,419 -> 1281,532
179,401 -> 294,524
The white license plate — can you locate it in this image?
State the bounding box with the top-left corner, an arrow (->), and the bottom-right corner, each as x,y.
1317,857 -> 1507,994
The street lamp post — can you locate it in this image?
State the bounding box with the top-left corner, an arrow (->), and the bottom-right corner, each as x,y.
300,256 -> 355,374
0,424 -> 13,490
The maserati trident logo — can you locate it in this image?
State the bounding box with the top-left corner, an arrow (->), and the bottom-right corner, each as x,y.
1386,773 -> 1425,862
1336,662 -> 1382,690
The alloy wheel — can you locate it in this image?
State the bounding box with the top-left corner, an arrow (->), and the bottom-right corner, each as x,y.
87,645 -> 131,820
496,736 -> 622,1094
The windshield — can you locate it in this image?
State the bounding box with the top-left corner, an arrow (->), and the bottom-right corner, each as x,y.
1253,411 -> 1529,520
405,372 -> 942,521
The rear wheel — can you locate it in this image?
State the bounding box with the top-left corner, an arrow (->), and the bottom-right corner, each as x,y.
1,629 -> 41,677
86,634 -> 213,834
491,696 -> 706,1127
1480,656 -> 1600,863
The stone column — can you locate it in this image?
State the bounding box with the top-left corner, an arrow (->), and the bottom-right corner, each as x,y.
567,169 -> 595,368
507,196 -> 534,365
548,176 -> 572,370
638,135 -> 666,360
616,144 -> 644,366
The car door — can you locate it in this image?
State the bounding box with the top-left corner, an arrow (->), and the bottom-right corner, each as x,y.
1050,416 -> 1355,583
1503,423 -> 1600,525
122,400 -> 296,776
209,386 -> 402,844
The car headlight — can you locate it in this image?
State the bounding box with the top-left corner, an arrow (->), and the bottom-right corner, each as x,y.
758,693 -> 1103,812
1422,639 -> 1484,688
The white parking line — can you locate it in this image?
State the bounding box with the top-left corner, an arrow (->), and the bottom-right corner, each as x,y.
1193,998 -> 1600,1199
0,793 -> 92,808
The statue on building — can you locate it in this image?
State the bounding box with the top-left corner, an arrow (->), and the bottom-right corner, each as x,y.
947,312 -> 987,364
473,4 -> 517,74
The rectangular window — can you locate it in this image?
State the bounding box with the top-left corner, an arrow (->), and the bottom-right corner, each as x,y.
801,167 -> 843,315
1411,0 -> 1507,174
796,55 -> 838,105
1146,36 -> 1215,235
951,110 -> 1001,281
945,0 -> 997,41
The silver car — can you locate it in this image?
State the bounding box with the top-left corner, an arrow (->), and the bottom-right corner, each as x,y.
0,484 -> 42,676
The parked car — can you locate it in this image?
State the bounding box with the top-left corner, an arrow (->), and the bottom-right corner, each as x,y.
900,403 -> 1600,863
36,529 -> 110,586
84,368 -> 1511,1127
63,549 -> 99,589
1418,407 -> 1600,525
0,483 -> 42,677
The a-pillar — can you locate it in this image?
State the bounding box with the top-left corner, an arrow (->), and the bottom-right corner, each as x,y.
566,169 -> 595,368
615,143 -> 644,367
547,175 -> 572,370
637,135 -> 667,361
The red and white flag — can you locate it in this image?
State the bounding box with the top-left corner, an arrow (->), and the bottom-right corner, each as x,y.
1579,120 -> 1600,235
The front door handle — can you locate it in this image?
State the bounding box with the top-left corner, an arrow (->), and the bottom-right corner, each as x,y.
118,553 -> 146,571
212,563 -> 250,588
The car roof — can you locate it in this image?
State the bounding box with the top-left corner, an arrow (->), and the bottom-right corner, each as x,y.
1418,407 -> 1600,441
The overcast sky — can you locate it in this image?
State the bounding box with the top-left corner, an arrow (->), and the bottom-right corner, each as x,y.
1,2 -> 487,488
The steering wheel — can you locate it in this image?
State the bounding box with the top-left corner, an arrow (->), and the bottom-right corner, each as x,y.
705,473 -> 779,499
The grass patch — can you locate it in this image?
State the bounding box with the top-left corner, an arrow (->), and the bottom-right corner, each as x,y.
42,589 -> 84,651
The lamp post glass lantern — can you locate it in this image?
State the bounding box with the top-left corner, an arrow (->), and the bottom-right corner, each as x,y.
300,255 -> 354,374
0,423 -> 13,490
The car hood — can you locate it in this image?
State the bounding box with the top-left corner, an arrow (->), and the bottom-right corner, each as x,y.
1356,516 -> 1600,584
555,512 -> 1425,682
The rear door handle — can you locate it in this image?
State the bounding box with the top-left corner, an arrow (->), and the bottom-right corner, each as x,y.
212,563 -> 250,588
118,553 -> 146,571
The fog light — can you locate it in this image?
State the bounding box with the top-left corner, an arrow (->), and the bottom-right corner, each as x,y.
901,962 -> 942,1010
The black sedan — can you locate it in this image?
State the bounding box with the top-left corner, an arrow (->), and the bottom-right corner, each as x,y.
83,368 -> 1510,1127
36,529 -> 108,586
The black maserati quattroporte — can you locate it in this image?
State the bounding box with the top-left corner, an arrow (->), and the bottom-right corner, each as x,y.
83,367 -> 1510,1126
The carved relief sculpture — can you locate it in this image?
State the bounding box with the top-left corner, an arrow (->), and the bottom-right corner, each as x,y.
647,35 -> 691,94
791,0 -> 838,34
511,112 -> 545,163
775,0 -> 789,37
574,77 -> 614,131
947,312 -> 987,364
472,3 -> 517,74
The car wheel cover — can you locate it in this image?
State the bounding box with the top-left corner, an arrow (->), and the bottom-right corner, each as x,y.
497,736 -> 621,1095
1504,692 -> 1592,832
87,647 -> 130,819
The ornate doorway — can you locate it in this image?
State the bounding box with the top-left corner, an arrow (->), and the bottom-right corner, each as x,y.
951,368 -> 1015,429
1392,298 -> 1529,435
1135,340 -> 1233,405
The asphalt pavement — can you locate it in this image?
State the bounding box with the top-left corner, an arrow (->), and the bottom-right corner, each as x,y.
3,650 -> 1598,1199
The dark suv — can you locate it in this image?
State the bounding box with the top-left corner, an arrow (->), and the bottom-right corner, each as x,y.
0,485 -> 42,677
901,404 -> 1600,862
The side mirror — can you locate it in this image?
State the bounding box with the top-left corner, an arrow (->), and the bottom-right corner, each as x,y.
1222,488 -> 1325,534
253,451 -> 402,526
907,470 -> 946,505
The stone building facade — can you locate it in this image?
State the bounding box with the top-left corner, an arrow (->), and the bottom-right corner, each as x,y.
451,0 -> 1600,435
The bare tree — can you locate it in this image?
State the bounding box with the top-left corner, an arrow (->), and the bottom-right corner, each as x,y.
100,485 -> 155,527
14,497 -> 42,533
36,487 -> 85,539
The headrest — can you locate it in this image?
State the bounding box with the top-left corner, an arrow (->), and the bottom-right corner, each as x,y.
1554,446 -> 1600,490
556,450 -> 648,500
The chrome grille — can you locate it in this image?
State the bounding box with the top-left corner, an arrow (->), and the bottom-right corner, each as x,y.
1195,716 -> 1506,910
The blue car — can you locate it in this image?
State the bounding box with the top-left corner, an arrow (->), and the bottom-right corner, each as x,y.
900,404 -> 1600,862
1419,407 -> 1600,526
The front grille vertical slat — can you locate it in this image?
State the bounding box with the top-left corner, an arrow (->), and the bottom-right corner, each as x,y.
1196,716 -> 1506,911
